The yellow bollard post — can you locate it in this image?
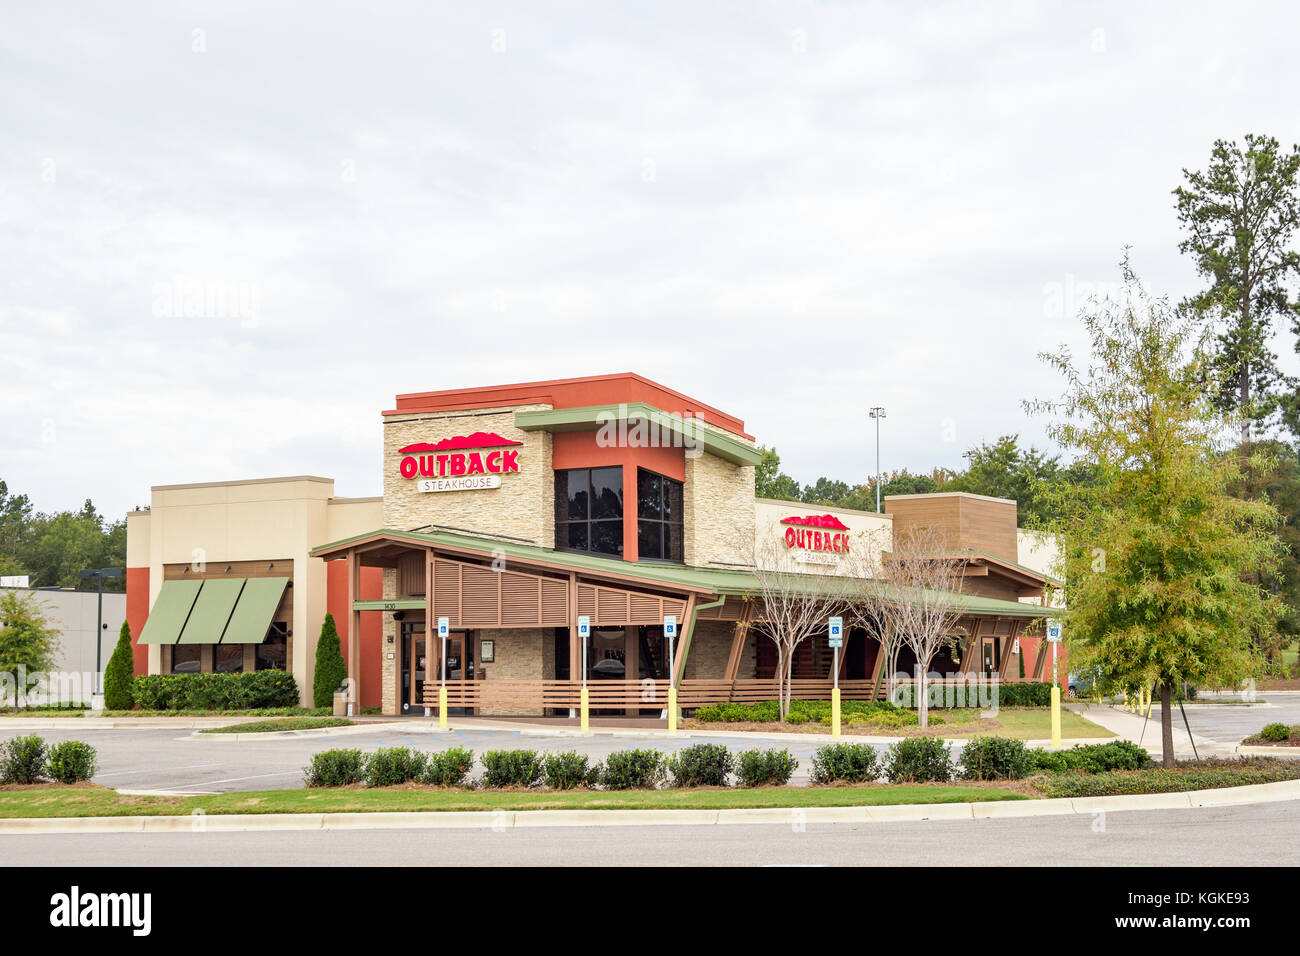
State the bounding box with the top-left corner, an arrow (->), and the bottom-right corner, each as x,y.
831,686 -> 842,739
1050,683 -> 1062,748
1122,690 -> 1129,713
667,685 -> 678,734
580,685 -> 589,733
438,685 -> 448,730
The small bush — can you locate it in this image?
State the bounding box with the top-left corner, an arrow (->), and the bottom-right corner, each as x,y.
422,747 -> 475,787
959,737 -> 1033,781
666,744 -> 733,788
364,747 -> 427,787
1030,741 -> 1154,774
735,749 -> 798,787
481,749 -> 544,788
312,612 -> 349,710
0,735 -> 48,784
885,737 -> 953,783
1260,722 -> 1291,743
45,740 -> 98,783
103,621 -> 135,710
303,748 -> 365,787
542,751 -> 596,790
810,743 -> 880,784
600,749 -> 666,790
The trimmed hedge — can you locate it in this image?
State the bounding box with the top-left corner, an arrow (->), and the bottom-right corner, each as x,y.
132,672 -> 300,711
422,748 -> 475,787
666,743 -> 733,788
365,747 -> 427,787
0,735 -> 49,784
600,749 -> 666,790
692,699 -> 914,725
992,683 -> 1056,707
735,749 -> 798,787
810,743 -> 880,784
1033,758 -> 1300,798
885,737 -> 953,783
959,737 -> 1033,781
481,749 -> 544,788
1029,741 -> 1153,774
46,740 -> 99,783
303,748 -> 365,787
542,751 -> 597,790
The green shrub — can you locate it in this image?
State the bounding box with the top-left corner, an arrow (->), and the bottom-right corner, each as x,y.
1033,757 -> 1300,798
481,749 -> 544,788
0,734 -> 48,784
885,737 -> 953,783
1260,722 -> 1291,742
422,747 -> 475,787
131,671 -> 299,710
810,743 -> 880,784
666,743 -> 733,787
45,740 -> 98,783
364,747 -> 427,787
303,748 -> 365,787
103,621 -> 135,710
692,701 -> 781,723
735,749 -> 798,787
600,749 -> 666,790
843,708 -> 921,729
1030,741 -> 1154,774
993,683 -> 1055,707
312,612 -> 349,710
542,751 -> 596,790
959,737 -> 1033,780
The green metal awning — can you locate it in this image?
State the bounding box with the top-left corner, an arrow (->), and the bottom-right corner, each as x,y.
137,579 -> 204,645
177,578 -> 246,645
221,577 -> 289,644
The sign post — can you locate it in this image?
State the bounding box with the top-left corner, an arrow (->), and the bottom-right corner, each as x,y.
437,617 -> 449,730
828,616 -> 843,738
577,615 -> 591,733
1046,618 -> 1062,748
664,615 -> 678,733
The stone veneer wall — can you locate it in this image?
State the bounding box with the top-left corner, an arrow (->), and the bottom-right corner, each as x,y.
382,405 -> 554,545
683,450 -> 756,568
475,627 -> 546,716
683,620 -> 755,680
380,568 -> 399,714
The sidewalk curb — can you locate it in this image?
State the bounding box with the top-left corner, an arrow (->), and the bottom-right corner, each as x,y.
3,779 -> 1297,835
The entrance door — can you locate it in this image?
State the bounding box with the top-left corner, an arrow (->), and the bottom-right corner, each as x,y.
400,623 -> 428,714
981,637 -> 998,676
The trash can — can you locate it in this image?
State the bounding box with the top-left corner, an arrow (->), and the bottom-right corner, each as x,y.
332,691 -> 348,717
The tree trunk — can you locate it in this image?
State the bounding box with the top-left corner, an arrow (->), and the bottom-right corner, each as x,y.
916,662 -> 928,728
1160,680 -> 1175,769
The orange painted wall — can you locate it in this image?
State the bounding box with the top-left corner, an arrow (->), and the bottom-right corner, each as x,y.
125,567 -> 150,676
326,561 -> 384,709
552,431 -> 685,562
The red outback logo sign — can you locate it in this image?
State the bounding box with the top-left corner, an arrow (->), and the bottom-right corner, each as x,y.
781,514 -> 852,554
398,432 -> 522,493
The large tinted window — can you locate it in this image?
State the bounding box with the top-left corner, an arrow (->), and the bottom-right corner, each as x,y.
637,468 -> 683,562
555,467 -> 623,557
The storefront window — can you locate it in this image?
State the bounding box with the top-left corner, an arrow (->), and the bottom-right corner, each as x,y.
171,644 -> 201,674
555,466 -> 623,557
213,644 -> 244,673
257,631 -> 288,671
636,468 -> 683,562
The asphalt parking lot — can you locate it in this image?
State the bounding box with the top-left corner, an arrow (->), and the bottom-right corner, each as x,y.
1141,692 -> 1300,745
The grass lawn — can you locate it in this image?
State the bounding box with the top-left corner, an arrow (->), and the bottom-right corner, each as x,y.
199,717 -> 355,734
688,707 -> 1113,740
0,781 -> 1029,818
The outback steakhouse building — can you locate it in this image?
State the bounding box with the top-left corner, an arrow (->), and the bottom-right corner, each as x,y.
125,374 -> 1063,716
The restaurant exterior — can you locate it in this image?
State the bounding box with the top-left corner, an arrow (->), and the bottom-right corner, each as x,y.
125,373 -> 1063,716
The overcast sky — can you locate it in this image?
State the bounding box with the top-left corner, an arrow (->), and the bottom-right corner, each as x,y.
3,1 -> 1299,520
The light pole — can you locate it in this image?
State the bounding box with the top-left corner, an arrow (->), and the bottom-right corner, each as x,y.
868,407 -> 886,512
78,567 -> 123,700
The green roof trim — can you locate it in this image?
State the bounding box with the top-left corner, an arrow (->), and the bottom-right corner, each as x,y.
513,402 -> 763,467
222,577 -> 290,644
138,579 -> 203,646
311,528 -> 1047,619
177,578 -> 246,645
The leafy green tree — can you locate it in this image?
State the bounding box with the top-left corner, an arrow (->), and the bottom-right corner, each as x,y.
103,620 -> 135,710
1028,257 -> 1289,766
0,591 -> 60,711
800,477 -> 850,505
312,612 -> 348,709
753,446 -> 803,501
1228,439 -> 1300,648
1174,134 -> 1300,442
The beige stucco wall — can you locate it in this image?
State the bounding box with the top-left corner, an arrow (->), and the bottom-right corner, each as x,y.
752,498 -> 892,577
382,405 -> 553,544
